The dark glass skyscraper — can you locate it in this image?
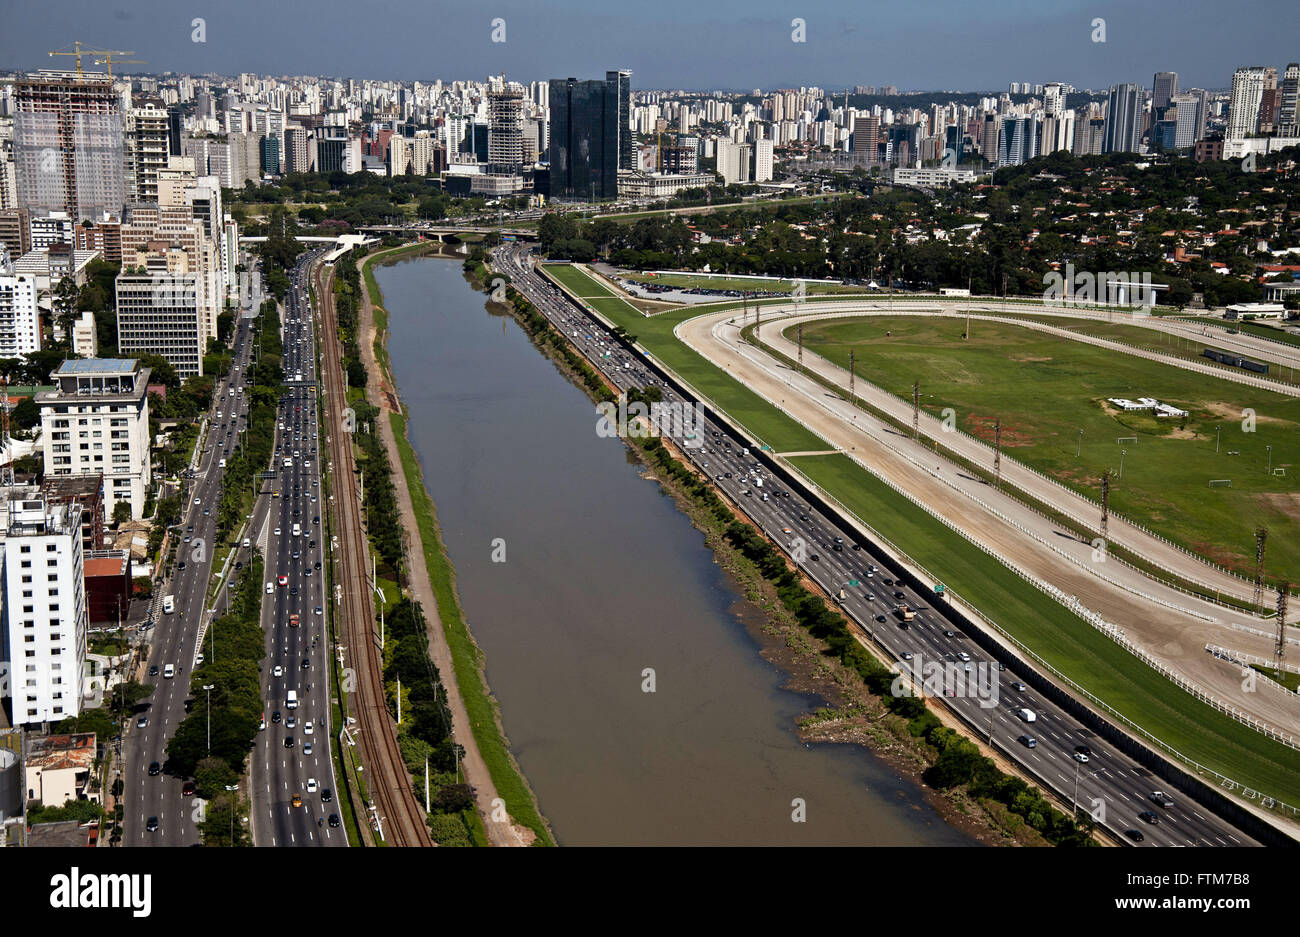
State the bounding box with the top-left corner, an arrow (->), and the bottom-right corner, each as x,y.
607,69 -> 632,171
548,74 -> 622,201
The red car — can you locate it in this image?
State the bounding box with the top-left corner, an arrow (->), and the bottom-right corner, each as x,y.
182,780 -> 196,797
277,575 -> 288,587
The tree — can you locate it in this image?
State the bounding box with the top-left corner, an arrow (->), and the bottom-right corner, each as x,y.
194,755 -> 239,798
108,680 -> 154,715
199,791 -> 251,847
433,783 -> 476,814
112,501 -> 133,526
52,276 -> 79,349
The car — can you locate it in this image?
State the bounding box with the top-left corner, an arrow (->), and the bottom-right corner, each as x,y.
284,736 -> 295,749
177,561 -> 187,571
799,514 -> 809,522
809,554 -> 820,562
943,630 -> 955,638
1018,735 -> 1038,748
146,816 -> 159,832
292,793 -> 303,808
277,575 -> 288,586
314,561 -> 322,570
301,658 -> 310,670
304,721 -> 313,735
1075,745 -> 1092,758
314,606 -> 323,616
193,498 -> 200,505
832,543 -> 843,552
182,780 -> 196,797
286,716 -> 297,729
875,615 -> 887,623
290,586 -> 298,596
148,761 -> 161,776
274,528 -> 281,536
203,508 -> 210,516
183,534 -> 192,543
303,742 -> 313,755
272,665 -> 284,677
1124,828 -> 1145,843
266,582 -> 274,594
900,651 -> 913,660
1073,752 -> 1089,763
271,711 -> 282,724
1138,810 -> 1159,825
328,813 -> 341,828
321,788 -> 332,803
1149,791 -> 1175,808
306,778 -> 318,793
1010,682 -> 1027,692
893,591 -> 906,599
1016,708 -> 1037,723
136,714 -> 149,729
149,665 -> 159,676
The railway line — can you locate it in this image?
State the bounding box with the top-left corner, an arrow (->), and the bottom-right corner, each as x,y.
312,255 -> 432,847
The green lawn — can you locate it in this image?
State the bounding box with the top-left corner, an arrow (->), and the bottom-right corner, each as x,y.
797,315 -> 1300,583
618,271 -> 863,295
793,453 -> 1300,806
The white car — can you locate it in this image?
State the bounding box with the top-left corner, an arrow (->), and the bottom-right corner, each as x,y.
303,742 -> 313,755
304,721 -> 313,735
266,582 -> 274,594
274,527 -> 281,536
306,778 -> 318,794
272,665 -> 284,677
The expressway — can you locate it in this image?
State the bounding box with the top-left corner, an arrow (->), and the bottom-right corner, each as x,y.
248,253 -> 343,845
493,242 -> 1267,847
124,259 -> 264,845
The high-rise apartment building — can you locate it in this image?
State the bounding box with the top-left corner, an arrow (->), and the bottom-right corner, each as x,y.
0,489 -> 88,724
487,84 -> 526,173
997,115 -> 1039,166
1103,83 -> 1143,153
1280,64 -> 1300,137
0,247 -> 40,358
126,102 -> 171,203
1228,66 -> 1271,138
13,71 -> 124,222
37,358 -> 152,521
115,251 -> 206,379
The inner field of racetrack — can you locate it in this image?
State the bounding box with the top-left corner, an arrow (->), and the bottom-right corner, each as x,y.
539,261 -> 1300,805
795,315 -> 1300,585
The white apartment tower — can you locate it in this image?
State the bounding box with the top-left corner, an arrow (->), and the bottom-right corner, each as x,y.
0,248 -> 40,358
1,490 -> 87,724
37,358 -> 152,520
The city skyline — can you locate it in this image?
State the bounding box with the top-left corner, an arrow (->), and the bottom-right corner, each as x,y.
1,0 -> 1295,92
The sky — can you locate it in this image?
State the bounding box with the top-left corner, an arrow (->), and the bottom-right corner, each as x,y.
1,0 -> 1295,92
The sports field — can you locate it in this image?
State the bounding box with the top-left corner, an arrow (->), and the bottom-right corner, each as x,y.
797,315 -> 1300,583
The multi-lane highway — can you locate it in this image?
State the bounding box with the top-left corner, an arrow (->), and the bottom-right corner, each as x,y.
125,260 -> 264,845
246,253 -> 342,845
494,243 -> 1264,847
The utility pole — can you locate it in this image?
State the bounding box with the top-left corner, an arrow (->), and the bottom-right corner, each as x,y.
993,418 -> 1002,488
203,684 -> 215,753
1254,527 -> 1269,608
396,676 -> 402,724
1100,471 -> 1110,538
848,349 -> 855,405
912,381 -> 920,440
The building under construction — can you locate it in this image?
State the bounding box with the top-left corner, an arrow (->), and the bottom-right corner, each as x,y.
13,70 -> 124,222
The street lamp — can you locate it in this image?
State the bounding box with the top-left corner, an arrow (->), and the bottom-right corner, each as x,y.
202,684 -> 215,753
1216,425 -> 1221,454
1119,448 -> 1127,479
1267,445 -> 1273,476
1077,429 -> 1083,458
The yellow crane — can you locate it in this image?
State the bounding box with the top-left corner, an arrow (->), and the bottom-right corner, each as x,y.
94,53 -> 146,78
47,41 -> 137,78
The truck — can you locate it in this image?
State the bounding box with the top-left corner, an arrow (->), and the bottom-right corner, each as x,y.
286,690 -> 298,709
162,595 -> 175,615
896,604 -> 915,622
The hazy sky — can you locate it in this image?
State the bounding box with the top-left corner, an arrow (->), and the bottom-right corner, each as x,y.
1,0 -> 1293,91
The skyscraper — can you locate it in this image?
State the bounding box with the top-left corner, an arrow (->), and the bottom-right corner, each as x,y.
607,70 -> 633,171
1227,66 -> 1271,138
487,83 -> 526,173
1152,72 -> 1179,111
1280,64 -> 1300,137
997,115 -> 1039,167
13,70 -> 124,221
1103,83 -> 1143,153
547,76 -> 621,201
126,102 -> 171,203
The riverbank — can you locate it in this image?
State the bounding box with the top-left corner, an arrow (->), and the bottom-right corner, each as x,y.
357,244 -> 553,847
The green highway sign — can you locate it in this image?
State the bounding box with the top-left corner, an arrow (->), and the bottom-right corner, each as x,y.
848,579 -> 860,586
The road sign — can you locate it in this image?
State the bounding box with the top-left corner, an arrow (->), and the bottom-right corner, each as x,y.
848,579 -> 860,587
934,583 -> 946,595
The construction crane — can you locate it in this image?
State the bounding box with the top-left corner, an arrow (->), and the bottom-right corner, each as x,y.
94,53 -> 145,78
47,41 -> 136,78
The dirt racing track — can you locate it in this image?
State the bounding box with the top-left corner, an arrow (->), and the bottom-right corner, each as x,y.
668,298 -> 1300,741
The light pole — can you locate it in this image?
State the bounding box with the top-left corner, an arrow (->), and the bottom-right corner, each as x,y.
202,684 -> 215,753
224,783 -> 239,845
1119,448 -> 1127,479
1267,445 -> 1273,476
1072,758 -> 1081,820
1077,429 -> 1083,458
1216,425 -> 1221,454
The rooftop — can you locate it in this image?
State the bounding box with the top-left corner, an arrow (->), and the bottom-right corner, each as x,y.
54,359 -> 138,376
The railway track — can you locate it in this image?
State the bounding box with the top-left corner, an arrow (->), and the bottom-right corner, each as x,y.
312,257 -> 432,847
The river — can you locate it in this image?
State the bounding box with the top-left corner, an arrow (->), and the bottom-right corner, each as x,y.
379,255 -> 974,846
